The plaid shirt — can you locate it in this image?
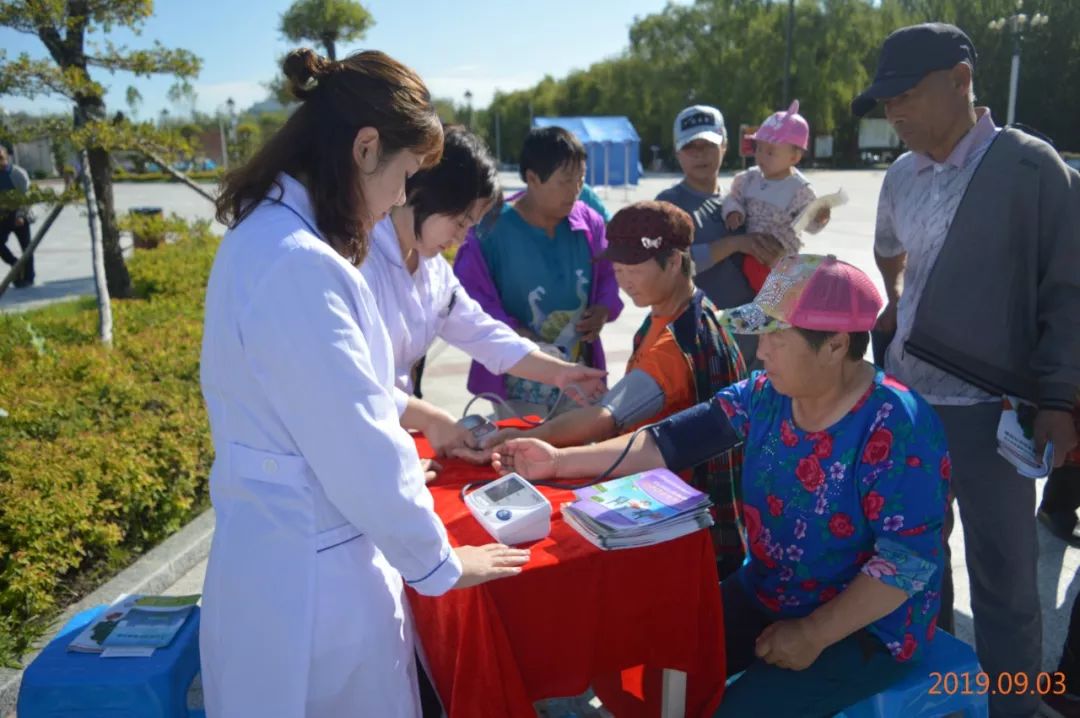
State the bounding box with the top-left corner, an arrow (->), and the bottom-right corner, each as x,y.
633,289 -> 748,572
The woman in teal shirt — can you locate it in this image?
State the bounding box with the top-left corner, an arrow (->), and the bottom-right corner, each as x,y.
454,126 -> 623,414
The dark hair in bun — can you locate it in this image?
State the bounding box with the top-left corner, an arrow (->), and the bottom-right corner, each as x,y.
282,48 -> 333,101
215,49 -> 443,264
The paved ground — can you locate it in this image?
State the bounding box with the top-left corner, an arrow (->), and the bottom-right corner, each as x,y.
12,172 -> 1074,694
0,180 -> 221,313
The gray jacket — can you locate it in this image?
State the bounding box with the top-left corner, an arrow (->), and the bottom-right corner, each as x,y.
906,128 -> 1080,411
1,164 -> 32,221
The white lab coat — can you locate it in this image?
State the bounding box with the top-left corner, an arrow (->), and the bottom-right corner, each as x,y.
198,175 -> 462,717
361,216 -> 536,408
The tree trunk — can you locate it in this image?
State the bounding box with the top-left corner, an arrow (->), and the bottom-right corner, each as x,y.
81,150 -> 113,346
321,33 -> 337,61
87,145 -> 131,298
74,95 -> 132,298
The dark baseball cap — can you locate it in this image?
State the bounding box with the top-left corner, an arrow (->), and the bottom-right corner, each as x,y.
598,200 -> 693,265
852,23 -> 977,117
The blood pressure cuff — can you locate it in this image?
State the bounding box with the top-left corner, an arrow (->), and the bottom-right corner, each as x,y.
598,369 -> 667,433
647,398 -> 743,473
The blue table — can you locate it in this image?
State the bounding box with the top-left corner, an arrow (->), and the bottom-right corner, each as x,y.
18,603 -> 203,718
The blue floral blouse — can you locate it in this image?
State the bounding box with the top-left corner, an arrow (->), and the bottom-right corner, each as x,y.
715,370 -> 951,663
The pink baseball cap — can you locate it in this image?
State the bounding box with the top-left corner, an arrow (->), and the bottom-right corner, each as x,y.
720,254 -> 884,335
748,100 -> 810,151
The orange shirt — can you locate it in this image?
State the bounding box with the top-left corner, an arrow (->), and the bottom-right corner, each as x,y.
625,310 -> 696,430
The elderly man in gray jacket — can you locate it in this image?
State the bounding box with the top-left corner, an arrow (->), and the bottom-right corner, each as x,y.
0,144 -> 35,288
857,23 -> 1080,718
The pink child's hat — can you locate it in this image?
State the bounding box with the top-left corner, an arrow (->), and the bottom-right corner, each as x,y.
749,100 -> 810,151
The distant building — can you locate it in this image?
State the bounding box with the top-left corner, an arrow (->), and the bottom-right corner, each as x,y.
197,128 -> 226,165
13,138 -> 56,177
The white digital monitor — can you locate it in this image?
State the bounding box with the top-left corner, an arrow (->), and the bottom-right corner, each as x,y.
464,473 -> 552,545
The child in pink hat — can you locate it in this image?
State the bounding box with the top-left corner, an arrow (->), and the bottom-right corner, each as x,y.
722,100 -> 830,292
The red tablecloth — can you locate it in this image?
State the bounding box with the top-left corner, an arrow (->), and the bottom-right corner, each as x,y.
407,424 -> 726,717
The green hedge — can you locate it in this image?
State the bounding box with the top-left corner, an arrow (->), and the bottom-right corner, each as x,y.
113,169 -> 223,183
0,221 -> 218,667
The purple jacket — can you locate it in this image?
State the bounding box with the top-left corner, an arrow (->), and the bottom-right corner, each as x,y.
453,198 -> 624,398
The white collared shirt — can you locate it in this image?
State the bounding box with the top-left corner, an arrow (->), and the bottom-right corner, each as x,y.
200,174 -> 461,594
874,109 -> 1001,405
361,216 -> 537,406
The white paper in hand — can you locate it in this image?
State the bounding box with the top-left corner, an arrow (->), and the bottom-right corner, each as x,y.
996,395 -> 1053,479
791,188 -> 848,235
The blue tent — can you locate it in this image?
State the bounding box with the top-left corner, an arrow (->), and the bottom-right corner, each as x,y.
532,116 -> 641,186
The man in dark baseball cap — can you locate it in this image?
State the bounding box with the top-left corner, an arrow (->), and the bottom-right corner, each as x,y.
862,19 -> 1080,718
852,22 -> 976,117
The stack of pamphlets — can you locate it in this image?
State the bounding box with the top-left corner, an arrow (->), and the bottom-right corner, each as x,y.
68,594 -> 200,657
997,395 -> 1053,479
562,469 -> 713,550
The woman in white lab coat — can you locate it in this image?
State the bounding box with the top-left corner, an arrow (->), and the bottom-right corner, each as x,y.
361,126 -> 607,456
199,48 -> 529,717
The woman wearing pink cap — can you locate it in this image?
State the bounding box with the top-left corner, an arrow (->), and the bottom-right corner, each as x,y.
488,255 -> 951,716
723,100 -> 830,292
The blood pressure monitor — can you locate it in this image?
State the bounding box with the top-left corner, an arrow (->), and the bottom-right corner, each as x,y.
457,414 -> 499,442
464,473 -> 552,545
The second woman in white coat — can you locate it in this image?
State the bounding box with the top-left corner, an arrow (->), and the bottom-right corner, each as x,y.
361,126 -> 608,456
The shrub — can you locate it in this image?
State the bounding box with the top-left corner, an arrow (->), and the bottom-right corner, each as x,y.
119,211 -> 192,249
0,219 -> 218,667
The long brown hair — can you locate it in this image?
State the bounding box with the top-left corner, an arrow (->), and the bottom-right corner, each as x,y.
215,48 -> 443,263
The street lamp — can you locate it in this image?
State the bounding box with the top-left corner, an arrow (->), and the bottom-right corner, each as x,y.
989,1 -> 1049,126
464,90 -> 473,129
226,96 -> 237,144
782,0 -> 795,106
219,97 -> 236,171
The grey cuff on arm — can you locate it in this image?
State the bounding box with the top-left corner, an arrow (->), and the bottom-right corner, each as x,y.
647,398 -> 743,473
598,369 -> 666,433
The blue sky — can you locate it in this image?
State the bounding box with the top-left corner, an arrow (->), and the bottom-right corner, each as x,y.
0,0 -> 678,119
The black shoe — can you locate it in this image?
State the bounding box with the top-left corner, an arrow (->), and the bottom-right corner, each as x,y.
1038,508 -> 1080,547
12,277 -> 33,289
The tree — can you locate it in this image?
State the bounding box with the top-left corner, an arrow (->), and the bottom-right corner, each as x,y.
265,71 -> 294,107
250,108 -> 286,142
0,1 -> 201,297
125,85 -> 142,119
167,79 -> 198,118
432,97 -> 480,127
279,0 -> 374,62
480,0 -> 1080,169
232,121 -> 259,164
